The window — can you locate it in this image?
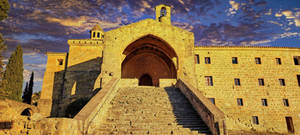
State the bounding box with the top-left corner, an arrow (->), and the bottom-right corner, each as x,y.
252,116 -> 259,125
262,99 -> 268,106
209,98 -> 215,105
195,54 -> 200,64
276,58 -> 281,65
93,32 -> 96,38
286,117 -> 295,133
255,57 -> 261,64
237,98 -> 243,106
279,79 -> 286,86
297,75 -> 300,86
232,57 -> 238,64
205,76 -> 213,86
57,59 -> 63,66
283,99 -> 289,107
97,32 -> 100,38
258,78 -> 264,86
234,78 -> 241,86
205,57 -> 211,64
294,56 -> 300,65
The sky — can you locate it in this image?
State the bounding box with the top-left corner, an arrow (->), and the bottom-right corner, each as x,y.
0,0 -> 300,92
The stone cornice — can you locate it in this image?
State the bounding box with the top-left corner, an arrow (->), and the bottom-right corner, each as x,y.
67,39 -> 104,46
194,45 -> 300,51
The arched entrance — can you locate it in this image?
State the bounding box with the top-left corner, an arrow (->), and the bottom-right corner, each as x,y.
121,35 -> 177,86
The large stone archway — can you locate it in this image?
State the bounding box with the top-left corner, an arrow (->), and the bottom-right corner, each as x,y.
121,35 -> 177,86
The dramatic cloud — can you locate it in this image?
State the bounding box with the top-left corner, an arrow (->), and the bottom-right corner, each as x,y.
275,10 -> 300,27
45,16 -> 121,34
228,0 -> 240,15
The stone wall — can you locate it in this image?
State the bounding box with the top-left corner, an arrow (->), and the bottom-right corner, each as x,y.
101,19 -> 197,87
194,46 -> 300,134
176,79 -> 226,135
38,52 -> 67,117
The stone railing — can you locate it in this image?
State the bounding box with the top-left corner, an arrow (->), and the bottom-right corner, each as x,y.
176,79 -> 227,135
74,78 -> 119,127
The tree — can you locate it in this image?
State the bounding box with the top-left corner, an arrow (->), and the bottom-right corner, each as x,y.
0,0 -> 9,21
22,82 -> 28,103
22,72 -> 34,104
1,45 -> 23,101
0,0 -> 9,96
0,34 -> 6,81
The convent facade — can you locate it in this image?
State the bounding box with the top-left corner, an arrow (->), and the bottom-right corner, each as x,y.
38,4 -> 300,135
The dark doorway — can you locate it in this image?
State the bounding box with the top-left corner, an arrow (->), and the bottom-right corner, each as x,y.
286,117 -> 294,133
139,74 -> 153,86
21,108 -> 32,116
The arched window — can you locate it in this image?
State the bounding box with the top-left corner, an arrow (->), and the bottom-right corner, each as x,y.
97,32 -> 100,38
160,7 -> 167,17
93,32 -> 96,38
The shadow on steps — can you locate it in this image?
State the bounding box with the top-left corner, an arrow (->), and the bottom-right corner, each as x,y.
164,87 -> 212,135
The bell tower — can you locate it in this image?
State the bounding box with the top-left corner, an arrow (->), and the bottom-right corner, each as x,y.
155,4 -> 171,25
90,24 -> 104,40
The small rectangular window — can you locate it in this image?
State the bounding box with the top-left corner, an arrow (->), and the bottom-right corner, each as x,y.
252,116 -> 259,125
57,59 -> 63,66
258,78 -> 264,86
255,57 -> 261,64
93,32 -> 96,38
209,98 -> 215,105
237,98 -> 243,106
234,78 -> 241,86
205,57 -> 211,64
283,99 -> 289,107
262,99 -> 268,106
195,54 -> 200,64
294,56 -> 300,65
297,75 -> 300,86
279,79 -> 286,86
205,76 -> 213,86
276,58 -> 282,65
232,57 -> 238,64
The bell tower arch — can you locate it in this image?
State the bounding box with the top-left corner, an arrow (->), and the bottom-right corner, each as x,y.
155,4 -> 171,25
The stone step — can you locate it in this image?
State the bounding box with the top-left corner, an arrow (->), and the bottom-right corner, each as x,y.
90,87 -> 211,135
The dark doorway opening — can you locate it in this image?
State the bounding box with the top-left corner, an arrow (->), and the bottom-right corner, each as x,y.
286,117 -> 294,133
139,74 -> 153,86
21,108 -> 32,116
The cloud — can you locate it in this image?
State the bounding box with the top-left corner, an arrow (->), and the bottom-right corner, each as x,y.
275,10 -> 300,27
268,21 -> 283,26
173,22 -> 194,31
265,9 -> 272,16
277,32 -> 300,39
295,19 -> 300,26
228,0 -> 240,15
275,13 -> 282,17
45,16 -> 121,34
282,10 -> 295,19
240,39 -> 272,46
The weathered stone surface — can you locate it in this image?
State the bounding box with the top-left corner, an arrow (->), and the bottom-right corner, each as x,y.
27,4 -> 300,135
88,86 -> 211,135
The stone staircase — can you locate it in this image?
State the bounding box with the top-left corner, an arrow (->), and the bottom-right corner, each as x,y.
91,86 -> 211,135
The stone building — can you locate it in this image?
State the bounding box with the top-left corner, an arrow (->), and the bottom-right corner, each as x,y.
37,4 -> 300,135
